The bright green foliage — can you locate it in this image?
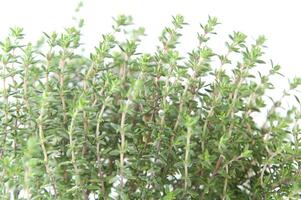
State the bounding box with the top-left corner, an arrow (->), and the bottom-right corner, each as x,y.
1,11 -> 301,200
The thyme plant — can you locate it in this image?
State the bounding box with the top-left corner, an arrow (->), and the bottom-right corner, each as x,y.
1,11 -> 301,200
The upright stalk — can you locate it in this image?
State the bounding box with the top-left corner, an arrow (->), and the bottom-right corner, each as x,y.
1,63 -> 9,158
95,102 -> 107,195
23,64 -> 29,110
37,91 -> 58,198
59,57 -> 68,125
95,89 -> 110,195
184,126 -> 192,192
82,77 -> 90,156
119,101 -> 129,188
201,49 -> 231,152
119,52 -> 128,190
0,62 -> 9,196
67,105 -> 82,192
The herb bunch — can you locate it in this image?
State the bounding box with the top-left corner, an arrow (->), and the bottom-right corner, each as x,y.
1,12 -> 301,200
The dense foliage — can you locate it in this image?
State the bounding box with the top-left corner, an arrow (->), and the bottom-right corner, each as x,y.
1,10 -> 301,200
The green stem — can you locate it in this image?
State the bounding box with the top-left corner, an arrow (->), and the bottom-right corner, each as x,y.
59,58 -> 68,126
68,107 -> 81,189
120,102 -> 129,188
95,96 -> 110,195
184,126 -> 192,192
38,91 -> 58,198
1,63 -> 8,158
201,49 -> 232,152
82,79 -> 89,156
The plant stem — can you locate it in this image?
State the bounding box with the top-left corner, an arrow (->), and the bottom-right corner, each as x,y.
120,102 -> 129,188
95,96 -> 110,195
38,91 -> 58,198
1,63 -> 8,159
23,64 -> 30,110
222,165 -> 228,200
82,78 -> 89,156
201,50 -> 231,152
59,58 -> 68,125
174,84 -> 189,131
184,126 -> 192,192
67,106 -> 83,193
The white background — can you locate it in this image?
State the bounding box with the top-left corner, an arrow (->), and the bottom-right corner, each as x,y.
0,0 -> 300,91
